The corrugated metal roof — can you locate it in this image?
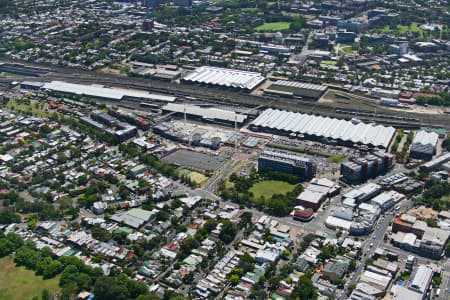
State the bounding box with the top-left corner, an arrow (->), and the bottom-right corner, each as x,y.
272,80 -> 327,91
41,81 -> 176,102
252,109 -> 395,148
183,66 -> 265,90
412,130 -> 439,146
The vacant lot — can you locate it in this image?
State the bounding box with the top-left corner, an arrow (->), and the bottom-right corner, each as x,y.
187,171 -> 209,186
249,180 -> 295,199
255,22 -> 291,32
0,257 -> 60,300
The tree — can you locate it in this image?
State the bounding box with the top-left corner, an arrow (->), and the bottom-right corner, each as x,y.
41,289 -> 51,300
240,211 -> 252,227
219,219 -> 238,244
136,293 -> 160,300
230,274 -> 240,285
349,259 -> 357,271
291,275 -> 318,299
94,276 -> 130,300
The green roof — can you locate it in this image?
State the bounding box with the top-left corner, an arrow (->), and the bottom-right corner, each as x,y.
128,208 -> 155,221
271,293 -> 286,300
116,226 -> 134,234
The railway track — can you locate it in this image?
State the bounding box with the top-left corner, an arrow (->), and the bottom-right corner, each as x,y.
2,59 -> 449,130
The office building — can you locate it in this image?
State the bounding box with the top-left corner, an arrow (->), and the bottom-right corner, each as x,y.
258,148 -> 316,180
340,152 -> 393,184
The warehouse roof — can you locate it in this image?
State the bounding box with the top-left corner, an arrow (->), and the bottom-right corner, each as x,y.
41,81 -> 176,102
410,265 -> 433,294
252,109 -> 395,148
412,130 -> 439,146
183,66 -> 265,90
270,80 -> 327,91
162,103 -> 247,123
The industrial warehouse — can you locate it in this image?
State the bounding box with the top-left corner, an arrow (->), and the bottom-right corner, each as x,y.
21,80 -> 177,102
161,103 -> 248,126
182,66 -> 266,91
251,108 -> 396,148
410,130 -> 439,160
265,80 -> 328,100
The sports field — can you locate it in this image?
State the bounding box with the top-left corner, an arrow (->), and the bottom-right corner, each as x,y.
249,180 -> 295,199
0,257 -> 60,300
255,22 -> 291,32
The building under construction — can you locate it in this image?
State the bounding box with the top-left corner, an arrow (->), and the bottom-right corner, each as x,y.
161,103 -> 248,127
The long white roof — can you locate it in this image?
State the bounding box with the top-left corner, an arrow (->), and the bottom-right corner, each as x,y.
412,130 -> 439,146
183,66 -> 265,90
42,81 -> 176,102
252,108 -> 395,148
162,103 -> 247,123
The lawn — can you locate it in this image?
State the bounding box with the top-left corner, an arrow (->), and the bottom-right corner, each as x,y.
6,99 -> 49,118
326,154 -> 346,164
338,46 -> 355,55
0,257 -> 60,300
187,171 -> 209,186
255,22 -> 291,32
249,180 -> 295,199
376,22 -> 423,37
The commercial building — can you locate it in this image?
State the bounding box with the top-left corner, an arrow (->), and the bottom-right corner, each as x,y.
370,191 -> 404,212
336,31 -> 357,43
296,190 -> 326,211
80,115 -> 137,143
340,152 -> 393,184
161,103 -> 248,126
292,207 -> 314,222
110,208 -> 157,228
337,18 -> 367,33
109,109 -> 150,130
371,87 -> 401,99
392,265 -> 433,300
182,66 -> 265,91
258,148 -> 316,180
410,131 -> 439,160
420,152 -> 450,172
251,109 -> 395,149
265,80 -> 327,100
296,178 -> 340,211
391,214 -> 450,259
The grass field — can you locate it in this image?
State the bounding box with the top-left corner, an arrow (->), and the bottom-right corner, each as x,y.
0,257 -> 60,300
255,22 -> 291,32
326,154 -> 346,163
339,46 -> 355,55
376,22 -> 423,37
249,180 -> 295,199
187,171 -> 208,186
6,99 -> 49,118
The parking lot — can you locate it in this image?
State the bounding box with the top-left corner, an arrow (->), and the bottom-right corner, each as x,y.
161,149 -> 229,171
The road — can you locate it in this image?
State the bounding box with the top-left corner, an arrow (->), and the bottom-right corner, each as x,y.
439,259 -> 450,300
340,198 -> 413,299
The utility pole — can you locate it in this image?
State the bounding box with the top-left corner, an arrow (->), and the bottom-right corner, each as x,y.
234,113 -> 238,150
